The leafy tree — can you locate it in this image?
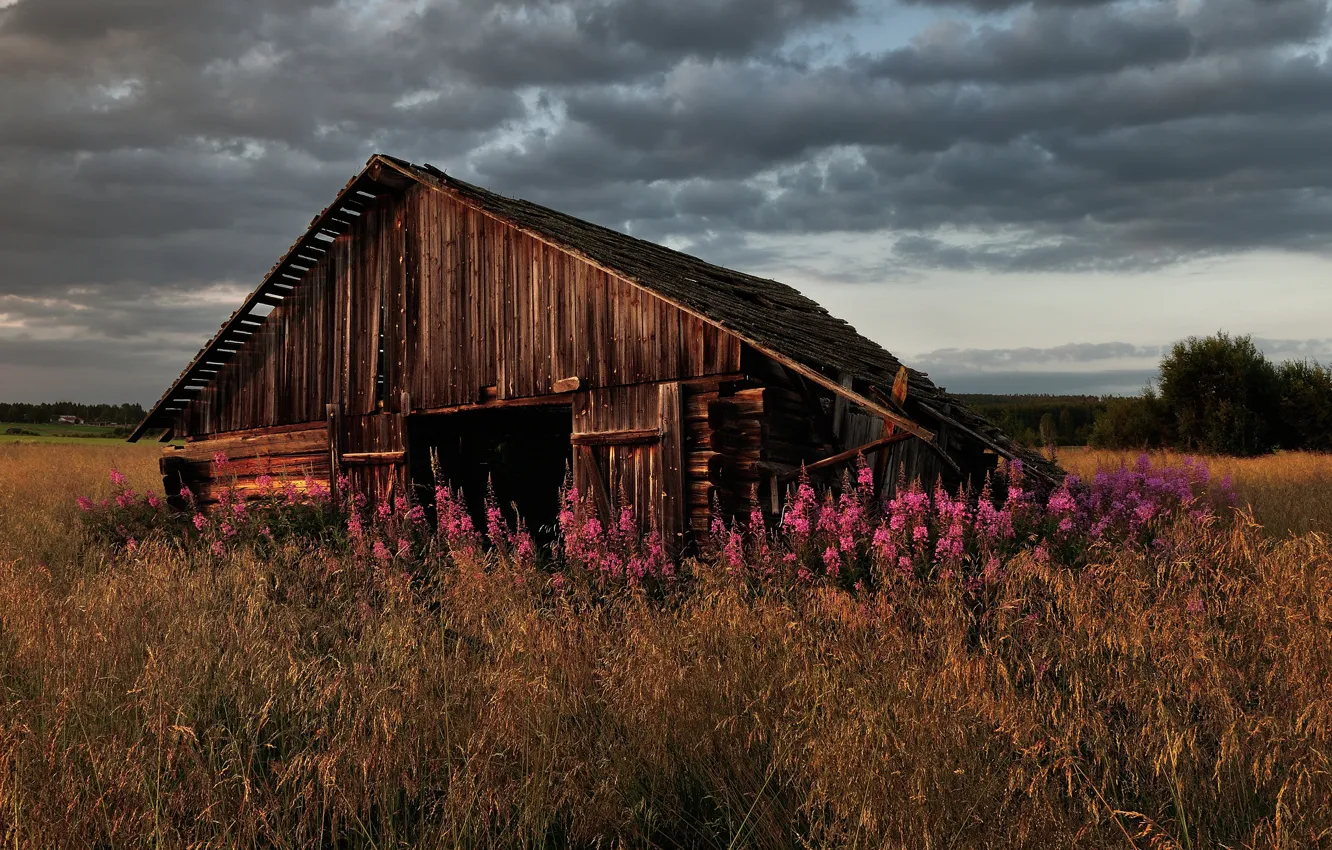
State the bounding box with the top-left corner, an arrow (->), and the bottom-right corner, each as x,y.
1038,413 -> 1057,447
1089,389 -> 1169,450
1275,359 -> 1332,452
1158,332 -> 1280,456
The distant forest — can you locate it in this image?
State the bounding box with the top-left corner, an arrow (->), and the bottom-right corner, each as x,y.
954,394 -> 1110,447
0,402 -> 147,425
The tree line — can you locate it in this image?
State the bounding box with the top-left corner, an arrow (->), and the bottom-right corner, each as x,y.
0,402 -> 147,426
962,333 -> 1332,456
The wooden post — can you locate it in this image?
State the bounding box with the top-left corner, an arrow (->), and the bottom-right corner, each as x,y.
658,382 -> 684,557
326,402 -> 341,499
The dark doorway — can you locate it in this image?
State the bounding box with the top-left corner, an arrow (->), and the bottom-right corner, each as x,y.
407,405 -> 573,543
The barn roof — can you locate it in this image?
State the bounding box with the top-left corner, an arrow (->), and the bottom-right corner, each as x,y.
131,154 -> 1059,483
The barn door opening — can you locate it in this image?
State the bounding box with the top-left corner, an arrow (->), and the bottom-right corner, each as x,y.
407,404 -> 573,543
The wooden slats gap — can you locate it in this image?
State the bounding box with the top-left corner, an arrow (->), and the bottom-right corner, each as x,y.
130,164 -> 398,441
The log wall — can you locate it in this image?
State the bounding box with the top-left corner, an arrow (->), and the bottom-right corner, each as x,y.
161,423 -> 331,506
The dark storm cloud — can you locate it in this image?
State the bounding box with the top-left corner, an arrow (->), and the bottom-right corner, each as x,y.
0,0 -> 1330,402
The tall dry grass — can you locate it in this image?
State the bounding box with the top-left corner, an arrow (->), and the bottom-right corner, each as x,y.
1,443 -> 1329,848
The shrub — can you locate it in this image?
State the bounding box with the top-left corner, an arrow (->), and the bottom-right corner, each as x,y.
1158,332 -> 1281,456
1276,358 -> 1332,452
1089,388 -> 1169,450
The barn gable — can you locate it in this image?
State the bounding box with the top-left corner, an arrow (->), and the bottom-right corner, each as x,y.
132,154 -> 1057,550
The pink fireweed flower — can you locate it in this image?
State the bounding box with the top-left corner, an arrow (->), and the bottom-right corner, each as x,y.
125,537 -> 138,554
213,451 -> 229,468
109,468 -> 128,489
192,513 -> 208,531
232,500 -> 247,518
76,496 -> 94,512
377,500 -> 393,521
347,510 -> 364,542
179,484 -> 194,505
396,537 -> 411,558
220,522 -> 235,538
282,480 -> 300,505
618,505 -> 637,538
857,459 -> 874,491
255,474 -> 274,494
146,493 -> 161,509
822,545 -> 842,577
781,479 -> 816,540
394,494 -> 410,515
551,572 -> 567,591
373,540 -> 391,561
721,523 -> 745,573
486,503 -> 506,544
210,540 -> 226,557
408,504 -> 426,525
871,525 -> 895,561
115,490 -> 134,509
261,525 -> 273,539
817,497 -> 838,534
514,529 -> 537,562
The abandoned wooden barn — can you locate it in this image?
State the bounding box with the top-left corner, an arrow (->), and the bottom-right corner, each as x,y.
130,154 -> 1058,551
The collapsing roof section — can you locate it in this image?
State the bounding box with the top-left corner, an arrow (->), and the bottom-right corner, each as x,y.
130,154 -> 1059,483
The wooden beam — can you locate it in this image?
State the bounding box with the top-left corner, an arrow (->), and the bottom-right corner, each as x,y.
776,430 -> 915,484
340,450 -> 406,465
570,428 -> 662,447
832,372 -> 852,440
416,392 -> 575,416
913,400 -> 1042,475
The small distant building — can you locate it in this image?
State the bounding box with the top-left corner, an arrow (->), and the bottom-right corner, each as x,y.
57,415 -> 83,425
132,154 -> 1059,552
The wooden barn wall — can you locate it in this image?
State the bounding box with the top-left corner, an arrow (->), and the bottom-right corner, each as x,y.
571,382 -> 685,553
161,423 -> 330,505
180,184 -> 743,442
336,411 -> 408,504
181,253 -> 336,436
402,187 -> 741,409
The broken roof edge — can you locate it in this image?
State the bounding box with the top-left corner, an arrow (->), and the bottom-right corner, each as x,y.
128,154 -> 394,442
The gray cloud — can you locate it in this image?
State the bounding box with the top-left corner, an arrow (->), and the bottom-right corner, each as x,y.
0,0 -> 1330,402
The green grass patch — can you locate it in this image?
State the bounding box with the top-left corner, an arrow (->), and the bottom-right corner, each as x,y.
0,422 -> 142,445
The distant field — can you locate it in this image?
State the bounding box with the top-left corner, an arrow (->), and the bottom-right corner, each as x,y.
0,421 -> 134,445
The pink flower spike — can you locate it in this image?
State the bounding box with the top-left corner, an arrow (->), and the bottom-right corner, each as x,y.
109,468 -> 127,488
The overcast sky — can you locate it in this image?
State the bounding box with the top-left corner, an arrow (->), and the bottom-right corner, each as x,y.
1,0 -> 1330,405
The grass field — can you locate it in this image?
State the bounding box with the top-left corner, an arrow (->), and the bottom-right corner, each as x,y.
0,442 -> 1328,848
0,421 -> 134,445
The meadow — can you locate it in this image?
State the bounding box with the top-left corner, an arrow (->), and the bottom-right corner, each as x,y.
0,421 -> 134,445
0,442 -> 1329,849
